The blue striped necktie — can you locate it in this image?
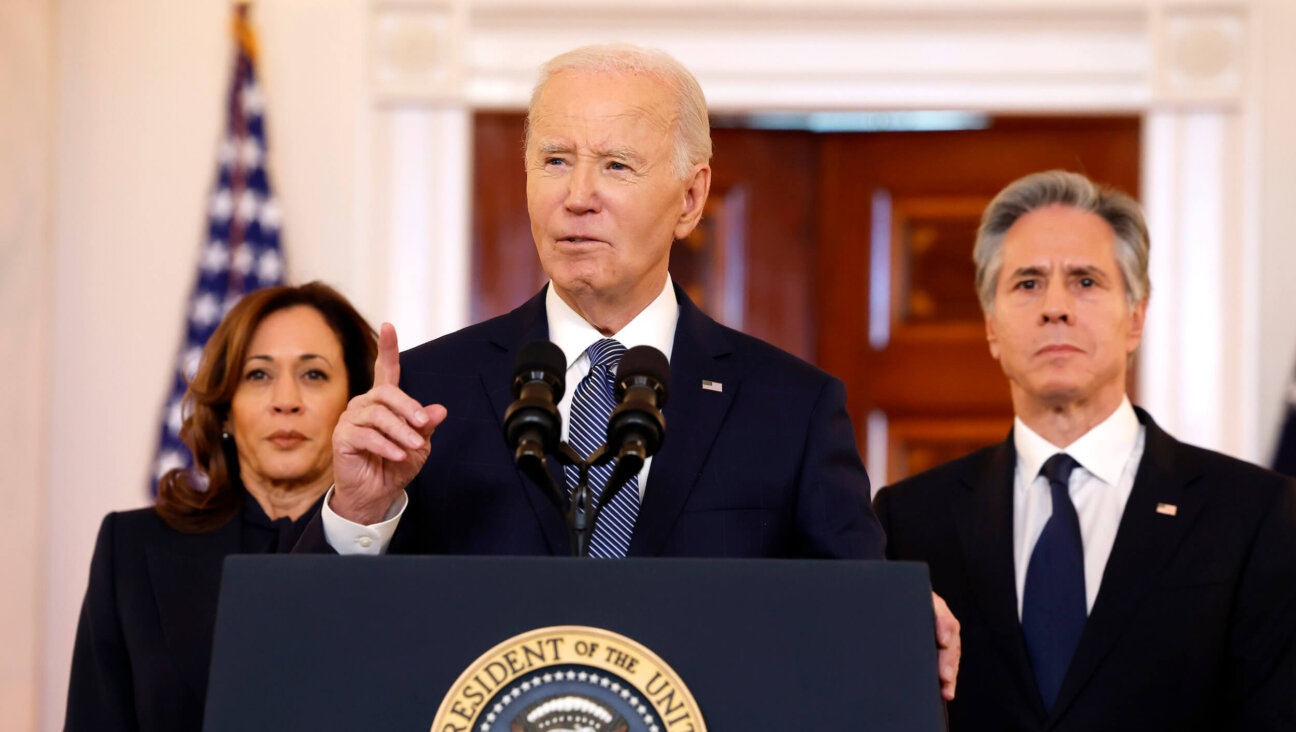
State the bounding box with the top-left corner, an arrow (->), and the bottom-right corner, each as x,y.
565,338 -> 638,558
1022,452 -> 1086,710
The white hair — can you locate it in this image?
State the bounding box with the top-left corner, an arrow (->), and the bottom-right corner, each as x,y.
525,43 -> 712,179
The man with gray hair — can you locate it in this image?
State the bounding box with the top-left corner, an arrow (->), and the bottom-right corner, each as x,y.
875,170 -> 1296,731
303,43 -> 960,697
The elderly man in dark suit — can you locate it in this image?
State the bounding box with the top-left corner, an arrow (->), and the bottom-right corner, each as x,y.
300,43 -> 960,697
874,170 -> 1296,731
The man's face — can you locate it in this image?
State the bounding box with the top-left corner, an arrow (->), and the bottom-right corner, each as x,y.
526,69 -> 708,307
985,204 -> 1147,411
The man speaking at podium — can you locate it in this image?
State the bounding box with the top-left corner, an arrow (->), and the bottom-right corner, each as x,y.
297,43 -> 959,697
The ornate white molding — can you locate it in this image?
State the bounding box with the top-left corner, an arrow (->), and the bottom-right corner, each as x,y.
372,1 -> 467,102
466,3 -> 1153,111
1151,3 -> 1248,105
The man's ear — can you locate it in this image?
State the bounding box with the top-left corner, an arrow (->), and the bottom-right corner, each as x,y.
1127,296 -> 1149,354
673,163 -> 711,240
985,309 -> 1001,361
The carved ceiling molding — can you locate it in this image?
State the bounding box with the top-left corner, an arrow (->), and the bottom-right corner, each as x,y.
1152,3 -> 1248,104
369,0 -> 1254,110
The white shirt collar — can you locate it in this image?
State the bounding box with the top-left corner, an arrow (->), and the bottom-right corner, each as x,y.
1013,396 -> 1140,486
545,275 -> 679,367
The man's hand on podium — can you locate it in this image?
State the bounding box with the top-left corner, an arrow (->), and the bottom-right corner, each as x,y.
933,591 -> 961,701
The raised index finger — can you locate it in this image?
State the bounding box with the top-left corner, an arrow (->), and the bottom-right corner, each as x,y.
375,322 -> 400,387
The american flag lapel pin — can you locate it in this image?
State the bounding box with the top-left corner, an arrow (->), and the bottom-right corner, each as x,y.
1155,502 -> 1178,516
701,379 -> 723,393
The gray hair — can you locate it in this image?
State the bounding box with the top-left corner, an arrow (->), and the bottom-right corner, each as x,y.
973,170 -> 1151,313
525,43 -> 713,179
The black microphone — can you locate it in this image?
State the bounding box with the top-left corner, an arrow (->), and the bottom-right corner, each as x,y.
503,340 -> 567,456
607,345 -> 670,459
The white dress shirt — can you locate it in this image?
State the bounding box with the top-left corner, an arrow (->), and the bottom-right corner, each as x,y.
545,275 -> 679,498
1012,396 -> 1146,617
321,277 -> 679,555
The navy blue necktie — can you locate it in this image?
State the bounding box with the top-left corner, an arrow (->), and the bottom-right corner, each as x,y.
1022,453 -> 1086,710
565,339 -> 639,558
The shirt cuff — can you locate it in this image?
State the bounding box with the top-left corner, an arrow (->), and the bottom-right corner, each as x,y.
320,486 -> 408,555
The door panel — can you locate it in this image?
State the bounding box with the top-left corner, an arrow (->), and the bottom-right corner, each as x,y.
472,113 -> 539,322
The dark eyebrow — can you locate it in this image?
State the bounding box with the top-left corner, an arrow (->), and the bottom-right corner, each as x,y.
1064,264 -> 1106,279
1008,265 -> 1048,279
1008,264 -> 1110,283
244,354 -> 333,366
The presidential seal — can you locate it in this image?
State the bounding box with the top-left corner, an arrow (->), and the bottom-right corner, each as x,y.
431,626 -> 706,732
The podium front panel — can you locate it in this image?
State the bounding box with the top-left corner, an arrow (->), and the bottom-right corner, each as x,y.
205,556 -> 944,731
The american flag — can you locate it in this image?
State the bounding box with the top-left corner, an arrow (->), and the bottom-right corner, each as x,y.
150,5 -> 285,490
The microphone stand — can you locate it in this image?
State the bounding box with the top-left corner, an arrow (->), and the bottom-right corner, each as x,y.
514,437 -> 647,558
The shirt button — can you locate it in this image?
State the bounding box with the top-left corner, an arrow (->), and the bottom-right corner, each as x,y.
358,536 -> 373,548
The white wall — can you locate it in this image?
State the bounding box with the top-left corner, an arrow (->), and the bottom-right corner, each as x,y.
0,1 -> 55,729
14,1 -> 1296,730
46,3 -> 227,725
42,1 -> 366,728
1257,0 -> 1296,463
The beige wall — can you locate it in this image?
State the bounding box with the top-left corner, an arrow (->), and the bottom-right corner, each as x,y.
9,1 -> 1296,730
0,0 -> 55,729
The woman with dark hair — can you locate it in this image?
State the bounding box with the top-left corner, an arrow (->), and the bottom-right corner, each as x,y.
66,282 -> 377,732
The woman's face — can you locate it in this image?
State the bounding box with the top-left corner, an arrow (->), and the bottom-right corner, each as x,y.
227,305 -> 350,491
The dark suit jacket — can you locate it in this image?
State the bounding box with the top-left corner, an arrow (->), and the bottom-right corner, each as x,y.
874,408 -> 1296,731
66,498 -> 321,732
303,284 -> 884,559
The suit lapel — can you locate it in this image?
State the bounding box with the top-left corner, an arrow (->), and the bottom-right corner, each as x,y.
628,288 -> 738,556
480,287 -> 570,555
951,435 -> 1047,716
1048,409 -> 1205,721
144,516 -> 241,700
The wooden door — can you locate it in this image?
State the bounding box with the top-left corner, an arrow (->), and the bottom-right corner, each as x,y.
472,113 -> 538,323
817,118 -> 1141,483
472,114 -> 1141,484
